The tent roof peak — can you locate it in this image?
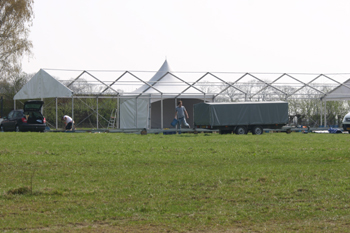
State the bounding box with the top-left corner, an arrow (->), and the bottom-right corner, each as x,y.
14,69 -> 73,100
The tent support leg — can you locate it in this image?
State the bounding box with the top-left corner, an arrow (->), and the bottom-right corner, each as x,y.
56,98 -> 58,130
96,97 -> 99,129
148,98 -> 151,129
0,96 -> 3,118
320,100 -> 322,127
161,95 -> 163,129
72,97 -> 74,129
324,101 -> 327,127
41,98 -> 44,115
117,98 -> 119,129
135,98 -> 138,128
175,98 -> 177,130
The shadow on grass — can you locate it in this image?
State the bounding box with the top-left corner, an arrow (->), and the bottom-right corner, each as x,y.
5,187 -> 65,196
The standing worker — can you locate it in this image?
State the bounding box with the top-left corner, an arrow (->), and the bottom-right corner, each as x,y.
62,115 -> 74,130
175,100 -> 190,129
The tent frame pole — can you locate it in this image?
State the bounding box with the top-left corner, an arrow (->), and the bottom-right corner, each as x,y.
161,94 -> 163,129
96,96 -> 99,129
117,97 -> 120,129
72,97 -> 74,129
0,96 -> 3,118
135,98 -> 138,128
320,100 -> 322,127
73,97 -> 110,128
41,98 -> 44,115
175,98 -> 177,129
324,100 -> 327,127
148,98 -> 151,129
56,98 -> 58,130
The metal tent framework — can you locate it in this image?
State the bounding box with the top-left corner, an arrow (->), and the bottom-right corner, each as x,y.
14,64 -> 350,129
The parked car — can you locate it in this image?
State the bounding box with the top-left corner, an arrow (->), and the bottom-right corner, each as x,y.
342,112 -> 350,133
0,100 -> 46,132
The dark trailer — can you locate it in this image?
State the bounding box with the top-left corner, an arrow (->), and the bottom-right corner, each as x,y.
194,101 -> 289,135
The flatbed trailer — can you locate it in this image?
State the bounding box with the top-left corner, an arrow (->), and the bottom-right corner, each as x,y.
194,101 -> 289,135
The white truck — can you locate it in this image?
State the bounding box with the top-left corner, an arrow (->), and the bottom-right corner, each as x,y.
194,101 -> 289,135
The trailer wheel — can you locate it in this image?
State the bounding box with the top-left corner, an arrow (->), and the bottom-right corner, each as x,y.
252,126 -> 263,135
286,128 -> 292,134
235,126 -> 247,135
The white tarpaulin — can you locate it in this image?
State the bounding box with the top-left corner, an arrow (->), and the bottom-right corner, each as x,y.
119,98 -> 149,128
322,79 -> 350,101
14,69 -> 73,100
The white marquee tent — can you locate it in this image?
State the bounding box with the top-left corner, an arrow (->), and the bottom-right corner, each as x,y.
14,69 -> 74,128
320,79 -> 350,126
13,61 -> 350,130
119,60 -> 212,128
321,79 -> 350,101
14,69 -> 73,100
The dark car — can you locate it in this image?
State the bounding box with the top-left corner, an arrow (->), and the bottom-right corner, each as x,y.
0,101 -> 46,132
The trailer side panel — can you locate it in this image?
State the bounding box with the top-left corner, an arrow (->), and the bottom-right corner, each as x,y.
194,102 -> 288,127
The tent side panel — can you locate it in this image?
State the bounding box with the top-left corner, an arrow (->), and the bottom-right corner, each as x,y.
136,98 -> 148,128
120,98 -> 148,129
120,99 -> 135,128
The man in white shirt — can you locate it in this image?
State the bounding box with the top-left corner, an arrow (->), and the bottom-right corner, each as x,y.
62,115 -> 74,130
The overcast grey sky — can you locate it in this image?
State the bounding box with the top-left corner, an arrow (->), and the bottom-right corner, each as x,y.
21,0 -> 350,74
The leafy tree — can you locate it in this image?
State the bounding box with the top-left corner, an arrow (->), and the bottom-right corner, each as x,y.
0,71 -> 32,117
0,71 -> 32,97
0,0 -> 34,81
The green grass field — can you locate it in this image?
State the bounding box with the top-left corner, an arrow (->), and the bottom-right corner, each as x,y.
1,132 -> 350,232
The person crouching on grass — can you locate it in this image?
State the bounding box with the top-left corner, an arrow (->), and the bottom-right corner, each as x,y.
175,100 -> 190,129
62,115 -> 74,130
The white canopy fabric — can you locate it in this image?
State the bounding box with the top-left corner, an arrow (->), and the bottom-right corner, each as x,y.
14,69 -> 73,100
119,98 -> 149,129
322,79 -> 350,101
120,60 -> 211,128
133,60 -> 204,98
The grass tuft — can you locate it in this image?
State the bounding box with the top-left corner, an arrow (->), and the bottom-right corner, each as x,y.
7,186 -> 31,195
